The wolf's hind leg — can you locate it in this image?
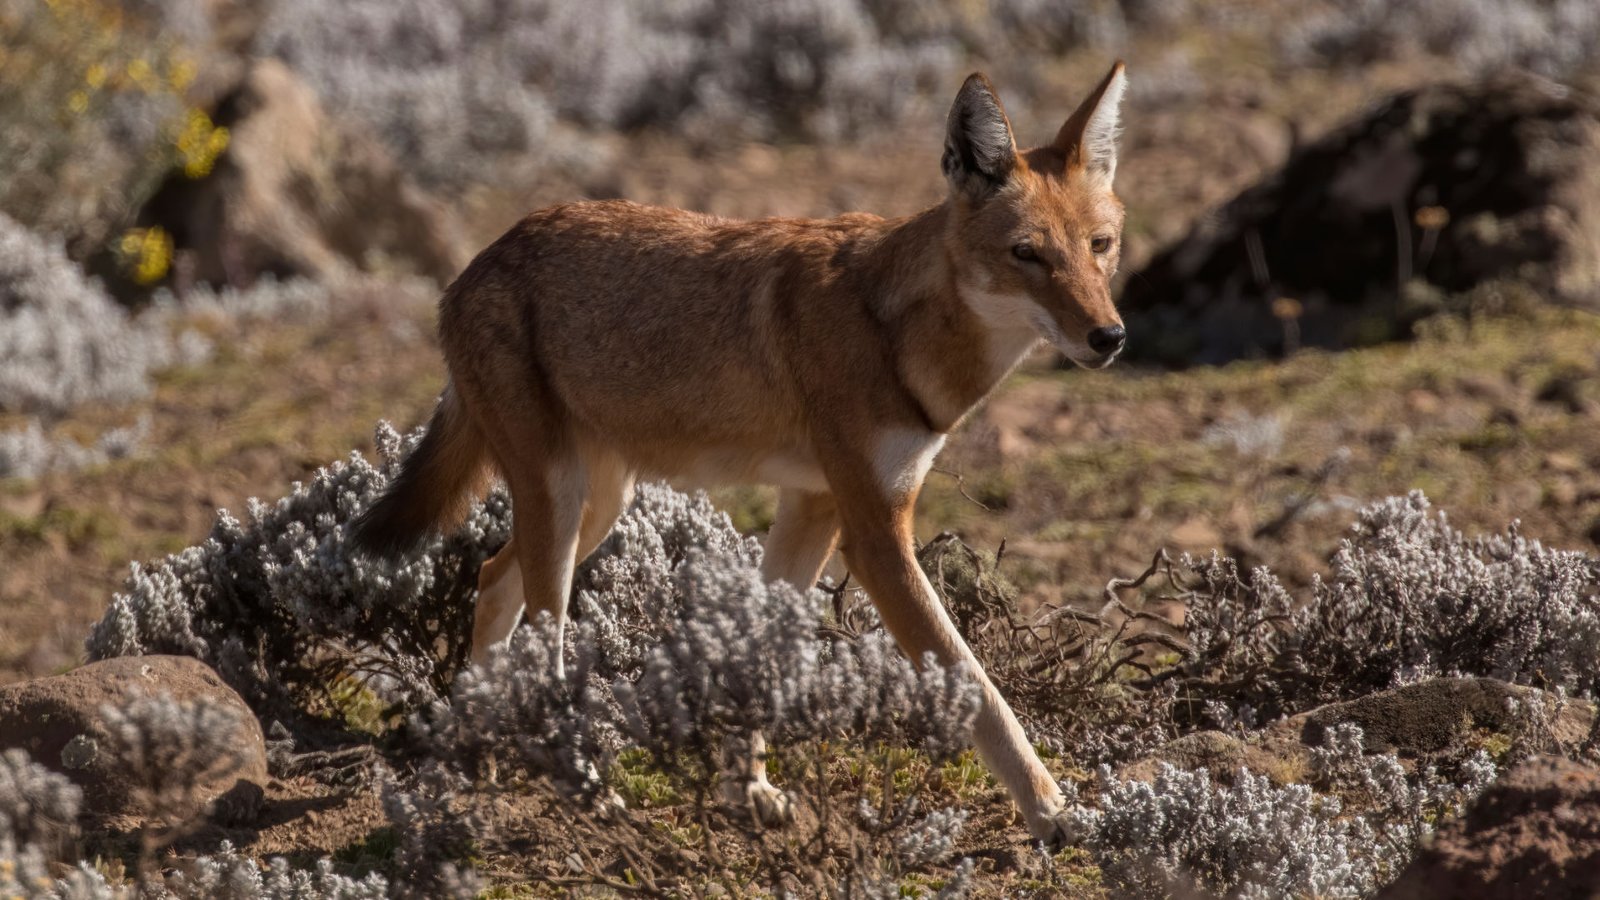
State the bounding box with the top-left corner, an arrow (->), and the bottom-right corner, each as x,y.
716,490 -> 840,826
470,539 -> 526,665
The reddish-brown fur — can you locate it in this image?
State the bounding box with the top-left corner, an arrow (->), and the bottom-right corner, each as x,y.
351,63 -> 1130,843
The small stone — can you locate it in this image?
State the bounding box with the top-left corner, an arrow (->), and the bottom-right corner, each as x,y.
60,734 -> 97,769
1545,452 -> 1584,474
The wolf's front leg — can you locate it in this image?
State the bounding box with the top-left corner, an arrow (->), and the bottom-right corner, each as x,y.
826,442 -> 1071,844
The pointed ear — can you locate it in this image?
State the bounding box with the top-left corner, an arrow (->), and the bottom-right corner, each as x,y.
942,73 -> 1017,199
1054,61 -> 1127,184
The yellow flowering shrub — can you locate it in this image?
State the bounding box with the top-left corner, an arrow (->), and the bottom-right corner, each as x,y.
115,225 -> 172,285
174,108 -> 229,179
0,0 -> 227,284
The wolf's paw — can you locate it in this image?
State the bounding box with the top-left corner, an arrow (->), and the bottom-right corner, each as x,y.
1028,806 -> 1084,851
723,776 -> 795,827
593,787 -> 627,819
581,759 -> 626,819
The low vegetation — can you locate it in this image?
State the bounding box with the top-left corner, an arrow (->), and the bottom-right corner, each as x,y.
1,422 -> 1580,895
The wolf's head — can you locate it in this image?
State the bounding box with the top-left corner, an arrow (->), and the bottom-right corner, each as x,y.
941,63 -> 1128,369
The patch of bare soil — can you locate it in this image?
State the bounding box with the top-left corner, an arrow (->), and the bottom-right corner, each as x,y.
1379,755 -> 1600,900
0,297 -> 445,682
924,308 -> 1600,613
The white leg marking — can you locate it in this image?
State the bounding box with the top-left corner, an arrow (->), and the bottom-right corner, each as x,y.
470,562 -> 525,666
536,458 -> 587,681
720,731 -> 793,827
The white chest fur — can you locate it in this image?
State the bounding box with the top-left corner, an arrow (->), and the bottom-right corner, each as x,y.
872,428 -> 946,499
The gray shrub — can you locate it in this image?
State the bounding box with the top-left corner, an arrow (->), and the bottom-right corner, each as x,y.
1068,729 -> 1498,899
0,213 -> 174,417
254,0 -> 963,183
1294,492 -> 1600,698
1179,491 -> 1600,715
575,481 -> 764,680
375,767 -> 481,900
886,805 -> 970,869
0,836 -> 90,900
415,618 -> 613,796
0,416 -> 151,481
615,551 -> 982,765
1287,0 -> 1600,77
1073,761 -> 1378,898
252,0 -> 1209,185
1,742 -> 387,899
1069,491 -> 1594,896
419,483 -> 980,782
0,749 -> 117,900
87,422 -> 513,715
165,842 -> 391,900
0,749 -> 80,852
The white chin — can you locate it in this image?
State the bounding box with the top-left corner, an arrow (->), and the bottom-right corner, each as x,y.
1034,319 -> 1118,370
1067,351 -> 1119,370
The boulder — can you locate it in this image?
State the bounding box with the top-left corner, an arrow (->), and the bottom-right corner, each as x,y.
136,58 -> 468,293
1119,678 -> 1592,788
1121,72 -> 1600,364
0,655 -> 268,823
1378,755 -> 1600,900
1119,730 -> 1305,786
1280,677 -> 1594,758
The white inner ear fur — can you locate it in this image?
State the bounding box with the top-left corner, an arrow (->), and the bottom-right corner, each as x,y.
966,98 -> 1014,173
946,79 -> 1017,184
1083,67 -> 1126,182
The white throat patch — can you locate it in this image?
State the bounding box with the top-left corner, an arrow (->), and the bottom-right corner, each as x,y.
958,283 -> 1054,382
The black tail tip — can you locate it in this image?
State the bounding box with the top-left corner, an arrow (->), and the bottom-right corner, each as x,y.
347,500 -> 427,563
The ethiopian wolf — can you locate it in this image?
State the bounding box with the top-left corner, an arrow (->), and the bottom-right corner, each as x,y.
352,63 -> 1130,844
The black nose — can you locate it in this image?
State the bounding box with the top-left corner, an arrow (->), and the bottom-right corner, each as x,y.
1087,324 -> 1126,355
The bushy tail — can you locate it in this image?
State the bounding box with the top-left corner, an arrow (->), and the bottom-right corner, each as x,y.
349,385 -> 490,561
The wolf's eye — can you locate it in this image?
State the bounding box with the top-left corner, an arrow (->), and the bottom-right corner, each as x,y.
1012,243 -> 1040,262
1090,236 -> 1114,254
